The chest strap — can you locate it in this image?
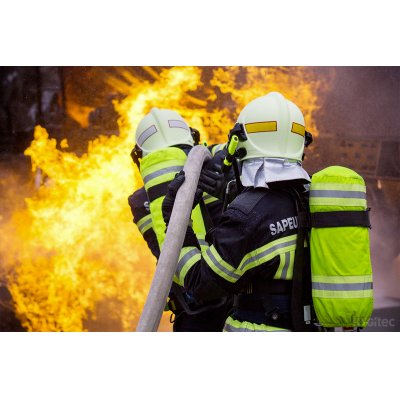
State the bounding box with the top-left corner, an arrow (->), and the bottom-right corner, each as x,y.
147,181 -> 171,202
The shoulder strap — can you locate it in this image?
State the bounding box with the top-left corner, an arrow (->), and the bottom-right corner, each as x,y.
147,181 -> 170,202
284,187 -> 315,332
199,197 -> 214,232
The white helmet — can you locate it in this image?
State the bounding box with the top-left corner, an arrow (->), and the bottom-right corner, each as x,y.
134,108 -> 195,157
236,92 -> 307,162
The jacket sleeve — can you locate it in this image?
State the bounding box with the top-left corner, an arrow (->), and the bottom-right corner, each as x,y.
175,205 -> 256,301
128,188 -> 160,259
176,189 -> 292,302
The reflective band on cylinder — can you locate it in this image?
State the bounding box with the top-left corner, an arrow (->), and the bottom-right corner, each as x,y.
312,275 -> 373,299
312,282 -> 373,291
137,125 -> 157,147
310,183 -> 366,192
310,190 -> 366,199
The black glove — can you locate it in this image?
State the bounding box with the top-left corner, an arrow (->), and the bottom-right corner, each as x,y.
162,171 -> 203,225
198,149 -> 228,201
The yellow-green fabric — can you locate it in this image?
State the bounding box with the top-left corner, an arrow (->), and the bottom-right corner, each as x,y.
136,214 -> 152,235
223,316 -> 291,332
201,235 -> 297,285
309,166 -> 373,328
139,147 -> 207,251
173,246 -> 202,286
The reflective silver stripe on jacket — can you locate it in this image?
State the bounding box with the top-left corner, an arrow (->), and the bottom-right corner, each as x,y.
198,239 -> 208,248
137,125 -> 157,147
137,215 -> 152,235
223,324 -> 290,332
240,239 -> 297,271
176,248 -> 201,278
143,165 -> 183,185
205,246 -> 241,282
280,252 -> 291,280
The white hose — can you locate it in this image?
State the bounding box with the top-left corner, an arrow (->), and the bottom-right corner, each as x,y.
136,145 -> 212,332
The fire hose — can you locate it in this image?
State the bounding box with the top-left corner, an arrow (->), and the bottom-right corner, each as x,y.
136,145 -> 212,332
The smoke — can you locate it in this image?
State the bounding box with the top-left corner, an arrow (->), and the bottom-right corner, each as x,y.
368,180 -> 400,304
313,67 -> 400,305
0,156 -> 34,278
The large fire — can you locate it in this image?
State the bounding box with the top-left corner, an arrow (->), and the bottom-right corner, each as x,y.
0,67 -> 327,331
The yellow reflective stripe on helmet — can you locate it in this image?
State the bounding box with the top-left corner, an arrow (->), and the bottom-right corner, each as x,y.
273,250 -> 294,280
223,316 -> 290,332
239,234 -> 297,273
137,214 -> 152,235
175,246 -> 201,286
245,121 -> 277,134
312,274 -> 373,299
203,193 -> 219,205
291,122 -> 305,137
204,245 -> 241,283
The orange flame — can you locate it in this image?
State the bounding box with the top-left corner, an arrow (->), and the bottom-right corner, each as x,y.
0,66 -> 328,331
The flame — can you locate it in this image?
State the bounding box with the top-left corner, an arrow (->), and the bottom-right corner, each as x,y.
0,67 -> 328,331
65,101 -> 95,128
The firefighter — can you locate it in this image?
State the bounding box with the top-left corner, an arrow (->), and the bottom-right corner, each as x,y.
128,107 -> 232,332
162,92 -> 313,332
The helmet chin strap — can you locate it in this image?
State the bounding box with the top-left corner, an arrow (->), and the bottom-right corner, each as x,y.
190,127 -> 201,145
130,144 -> 142,168
305,131 -> 313,147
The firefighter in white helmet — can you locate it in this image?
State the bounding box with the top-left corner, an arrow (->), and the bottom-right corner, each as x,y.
162,92 -> 315,332
128,107 -> 232,331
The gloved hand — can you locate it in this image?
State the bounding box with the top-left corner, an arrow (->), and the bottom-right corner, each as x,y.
162,171 -> 203,225
198,149 -> 228,200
